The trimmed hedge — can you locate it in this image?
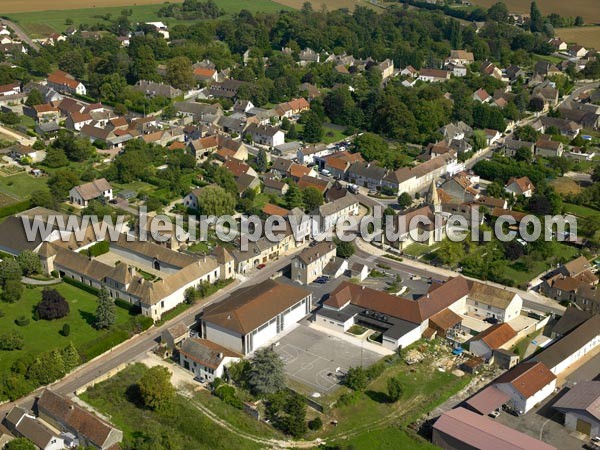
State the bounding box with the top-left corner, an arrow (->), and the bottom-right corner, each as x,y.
0,200 -> 31,219
62,276 -> 100,296
87,240 -> 109,257
15,316 -> 30,326
115,298 -> 142,315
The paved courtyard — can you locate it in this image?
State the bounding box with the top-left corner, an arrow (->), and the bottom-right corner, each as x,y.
274,324 -> 382,395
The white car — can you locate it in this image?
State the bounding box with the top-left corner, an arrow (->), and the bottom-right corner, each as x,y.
488,410 -> 501,419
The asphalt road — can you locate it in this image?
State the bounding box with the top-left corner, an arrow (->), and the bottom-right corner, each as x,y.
0,19 -> 40,51
0,251 -> 299,416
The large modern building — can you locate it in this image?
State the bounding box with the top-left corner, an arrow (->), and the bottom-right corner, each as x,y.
553,381 -> 600,437
200,280 -> 312,355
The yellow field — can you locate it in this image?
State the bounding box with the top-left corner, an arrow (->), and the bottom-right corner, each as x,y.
558,26 -> 600,49
471,0 -> 600,24
0,0 -> 174,13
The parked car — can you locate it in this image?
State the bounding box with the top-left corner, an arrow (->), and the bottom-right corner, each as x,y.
488,410 -> 500,419
257,264 -> 266,269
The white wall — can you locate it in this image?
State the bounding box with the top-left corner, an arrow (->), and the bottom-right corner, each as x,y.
204,321 -> 244,354
551,335 -> 600,375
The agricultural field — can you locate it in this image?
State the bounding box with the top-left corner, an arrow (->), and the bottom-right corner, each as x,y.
470,0 -> 600,24
5,0 -> 291,36
558,26 -> 600,49
273,0 -> 381,11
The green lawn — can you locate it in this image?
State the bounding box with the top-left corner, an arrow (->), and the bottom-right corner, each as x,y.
81,363 -> 263,450
0,282 -> 130,372
7,0 -> 291,37
0,172 -> 48,200
403,243 -> 440,258
339,427 -> 438,450
563,203 -> 600,218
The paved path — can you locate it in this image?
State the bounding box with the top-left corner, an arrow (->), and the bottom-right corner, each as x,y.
0,19 -> 40,51
0,124 -> 34,146
21,276 -> 61,286
354,239 -> 566,316
0,251 -> 299,417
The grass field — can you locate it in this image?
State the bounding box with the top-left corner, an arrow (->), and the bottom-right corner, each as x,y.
6,0 -> 291,36
563,202 -> 600,217
0,282 -> 131,372
274,0 -> 378,11
550,177 -> 583,195
470,0 -> 600,24
82,364 -> 264,450
558,26 -> 600,49
0,172 -> 48,200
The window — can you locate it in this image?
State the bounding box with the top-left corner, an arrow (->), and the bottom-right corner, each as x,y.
161,301 -> 165,308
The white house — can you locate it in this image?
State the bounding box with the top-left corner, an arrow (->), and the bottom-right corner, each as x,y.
495,361 -> 557,415
291,241 -> 337,284
313,193 -> 359,231
533,314 -> 600,375
469,322 -> 517,362
179,338 -> 241,382
245,123 -> 285,147
466,282 -> 523,322
69,178 -> 113,206
201,280 -> 312,355
146,22 -> 170,39
484,128 -> 502,146
47,70 -> 86,96
3,407 -> 65,450
505,176 -> 535,198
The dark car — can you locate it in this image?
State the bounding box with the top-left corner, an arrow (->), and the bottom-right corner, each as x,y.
484,317 -> 499,324
257,264 -> 266,269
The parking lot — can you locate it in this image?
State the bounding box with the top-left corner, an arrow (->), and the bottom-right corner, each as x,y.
274,324 -> 382,395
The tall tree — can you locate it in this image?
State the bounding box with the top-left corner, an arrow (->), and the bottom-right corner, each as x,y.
95,286 -> 116,330
248,347 -> 286,396
17,250 -> 42,276
255,148 -> 268,173
302,187 -> 323,211
530,2 -> 544,32
4,438 -> 37,450
302,111 -> 323,143
138,366 -> 175,411
166,56 -> 195,90
25,89 -> 43,106
197,185 -> 236,216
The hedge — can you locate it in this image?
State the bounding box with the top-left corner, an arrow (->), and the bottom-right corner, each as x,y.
87,240 -> 109,257
15,316 -> 30,326
115,298 -> 142,315
62,276 -> 100,296
0,200 -> 31,218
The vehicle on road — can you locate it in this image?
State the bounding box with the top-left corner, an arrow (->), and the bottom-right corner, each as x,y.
488,410 -> 500,419
257,264 -> 266,269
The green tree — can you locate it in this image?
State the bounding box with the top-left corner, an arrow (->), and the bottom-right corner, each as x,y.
248,347 -> 286,396
353,132 -> 388,162
25,89 -> 43,106
287,124 -> 298,140
255,148 -> 268,173
62,342 -> 80,371
197,185 -> 236,216
4,438 -> 37,450
283,391 -> 307,438
529,2 -> 544,32
138,365 -> 175,411
285,183 -> 304,209
30,189 -> 57,209
27,349 -> 65,384
166,56 -> 195,90
58,51 -> 86,79
398,192 -> 412,209
335,239 -> 355,258
345,366 -> 367,391
387,376 -> 403,402
0,330 -> 24,350
95,286 -> 116,330
302,187 -> 323,211
472,130 -> 487,151
17,250 -> 42,276
213,166 -> 238,196
48,169 -> 79,202
2,279 -> 23,303
591,165 -> 600,182
515,146 -> 532,162
437,240 -> 464,268
487,2 -> 509,22
302,111 -> 323,143
43,147 -> 69,168
0,258 -> 22,287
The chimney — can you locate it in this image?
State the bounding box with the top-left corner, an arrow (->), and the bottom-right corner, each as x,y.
218,352 -> 223,359
361,286 -> 365,290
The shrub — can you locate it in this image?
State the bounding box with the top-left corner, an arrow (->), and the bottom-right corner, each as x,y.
215,383 -> 243,409
61,323 -> 71,336
308,417 -> 323,430
62,276 -> 99,295
0,330 -> 24,350
86,240 -> 110,257
14,316 -> 30,327
36,288 -> 70,320
51,270 -> 59,278
335,390 -> 361,408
